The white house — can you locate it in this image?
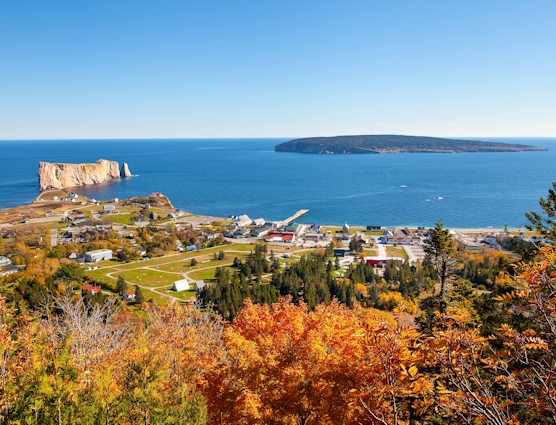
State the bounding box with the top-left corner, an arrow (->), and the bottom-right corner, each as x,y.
103,204 -> 116,213
0,256 -> 12,267
234,215 -> 252,227
172,278 -> 190,292
194,280 -> 206,292
252,218 -> 265,226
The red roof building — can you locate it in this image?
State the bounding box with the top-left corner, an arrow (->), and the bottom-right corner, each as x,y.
266,233 -> 296,243
81,285 -> 101,295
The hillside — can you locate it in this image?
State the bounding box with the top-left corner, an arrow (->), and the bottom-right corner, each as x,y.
275,135 -> 546,154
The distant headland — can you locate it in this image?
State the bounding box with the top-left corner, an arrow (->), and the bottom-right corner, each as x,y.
38,159 -> 131,191
274,135 -> 547,154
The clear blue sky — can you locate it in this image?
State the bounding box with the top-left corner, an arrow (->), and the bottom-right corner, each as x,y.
1,0 -> 555,139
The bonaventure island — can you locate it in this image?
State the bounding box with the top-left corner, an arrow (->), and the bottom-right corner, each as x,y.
2,135 -> 556,424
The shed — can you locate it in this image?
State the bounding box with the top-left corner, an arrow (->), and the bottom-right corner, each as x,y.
172,278 -> 190,292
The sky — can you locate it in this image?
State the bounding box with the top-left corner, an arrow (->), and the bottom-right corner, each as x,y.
1,0 -> 555,139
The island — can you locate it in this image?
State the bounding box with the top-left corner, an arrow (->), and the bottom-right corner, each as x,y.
274,135 -> 546,154
38,159 -> 131,191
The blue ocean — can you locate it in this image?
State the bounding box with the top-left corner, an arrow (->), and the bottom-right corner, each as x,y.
0,138 -> 555,229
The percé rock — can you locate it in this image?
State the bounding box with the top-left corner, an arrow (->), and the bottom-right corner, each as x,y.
120,162 -> 132,177
38,159 -> 130,191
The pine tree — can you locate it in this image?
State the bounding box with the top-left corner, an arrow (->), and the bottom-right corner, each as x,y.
117,276 -> 128,295
134,285 -> 145,304
424,220 -> 458,299
525,181 -> 556,240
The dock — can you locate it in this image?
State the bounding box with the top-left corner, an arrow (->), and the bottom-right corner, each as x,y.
282,209 -> 309,226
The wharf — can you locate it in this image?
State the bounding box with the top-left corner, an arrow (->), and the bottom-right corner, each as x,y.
282,209 -> 309,226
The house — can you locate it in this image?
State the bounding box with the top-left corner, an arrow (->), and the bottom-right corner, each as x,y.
252,218 -> 265,226
234,215 -> 252,227
384,228 -> 412,245
167,213 -> 177,219
75,212 -> 86,219
266,233 -> 296,243
367,226 -> 382,231
135,246 -> 147,256
0,265 -> 20,276
122,291 -> 136,301
0,256 -> 12,267
194,280 -> 206,292
252,224 -> 272,237
305,233 -> 320,242
186,245 -> 197,252
44,210 -> 52,217
309,224 -> 322,233
103,204 -> 116,213
67,253 -> 86,264
174,209 -> 185,217
81,285 -> 101,295
172,278 -> 190,292
85,249 -> 113,262
354,233 -> 371,244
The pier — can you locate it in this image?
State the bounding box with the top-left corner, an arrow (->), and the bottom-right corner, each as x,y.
282,209 -> 309,226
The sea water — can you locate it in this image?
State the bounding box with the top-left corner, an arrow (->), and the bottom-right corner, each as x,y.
0,138 -> 555,228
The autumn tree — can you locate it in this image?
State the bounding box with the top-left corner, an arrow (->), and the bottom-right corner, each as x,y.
424,220 -> 458,299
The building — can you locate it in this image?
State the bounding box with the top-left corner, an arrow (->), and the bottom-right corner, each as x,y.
342,222 -> 350,233
0,265 -> 20,276
172,278 -> 190,292
334,248 -> 350,257
252,218 -> 265,226
103,204 -> 116,213
354,233 -> 371,244
234,215 -> 252,227
266,233 -> 296,243
122,291 -> 136,301
81,285 -> 101,295
365,256 -> 404,267
252,224 -> 273,237
194,280 -> 206,292
305,233 -> 320,242
0,256 -> 12,267
384,228 -> 412,245
85,249 -> 113,262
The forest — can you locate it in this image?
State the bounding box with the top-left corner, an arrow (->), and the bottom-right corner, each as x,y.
1,183 -> 556,424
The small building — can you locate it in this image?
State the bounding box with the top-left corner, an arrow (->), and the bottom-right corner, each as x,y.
367,226 -> 382,231
252,224 -> 273,237
305,233 -> 320,242
0,256 -> 12,267
186,245 -> 197,252
194,280 -> 206,292
103,205 -> 116,213
44,210 -> 53,217
355,233 -> 371,244
365,256 -> 404,267
85,249 -> 113,262
0,265 -> 20,276
81,285 -> 101,295
234,215 -> 252,227
122,291 -> 136,301
309,224 -> 322,233
252,218 -> 265,226
334,248 -> 350,257
342,222 -> 350,233
172,278 -> 190,292
136,246 -> 147,256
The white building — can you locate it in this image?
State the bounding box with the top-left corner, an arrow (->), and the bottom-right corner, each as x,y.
234,215 -> 252,227
252,218 -> 265,226
172,278 -> 190,292
194,280 -> 206,292
0,256 -> 11,267
85,249 -> 113,262
103,205 -> 116,213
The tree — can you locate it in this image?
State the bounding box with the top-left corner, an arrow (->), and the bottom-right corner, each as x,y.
217,250 -> 225,261
134,285 -> 145,304
335,256 -> 341,270
525,181 -> 556,240
117,276 -> 128,295
424,220 -> 458,299
190,258 -> 198,267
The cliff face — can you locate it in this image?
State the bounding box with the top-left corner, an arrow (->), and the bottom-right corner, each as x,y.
38,159 -> 130,191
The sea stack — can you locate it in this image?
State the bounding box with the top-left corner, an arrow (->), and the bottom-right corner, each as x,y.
120,162 -> 132,177
38,159 -> 131,191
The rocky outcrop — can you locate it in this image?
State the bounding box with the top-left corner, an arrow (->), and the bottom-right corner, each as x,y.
120,162 -> 132,177
38,159 -> 131,191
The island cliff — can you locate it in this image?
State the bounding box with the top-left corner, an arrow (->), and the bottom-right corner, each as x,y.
38,159 -> 132,191
275,135 -> 547,154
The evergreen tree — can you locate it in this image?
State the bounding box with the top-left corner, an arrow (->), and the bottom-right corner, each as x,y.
134,285 -> 145,304
525,181 -> 556,240
190,258 -> 197,266
424,220 -> 458,299
334,256 -> 341,270
117,276 -> 128,295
